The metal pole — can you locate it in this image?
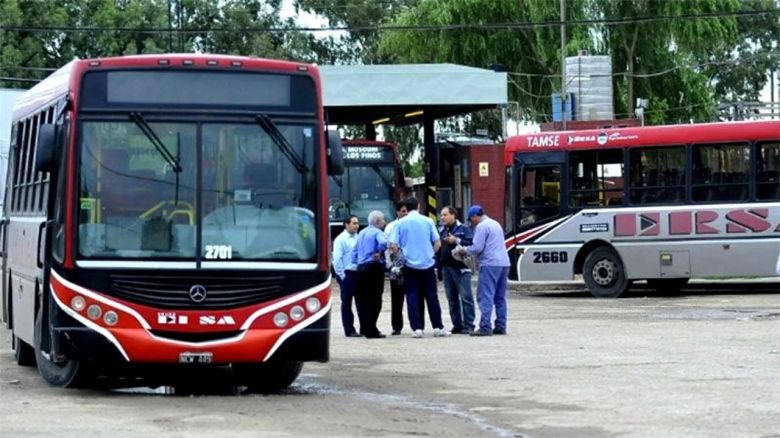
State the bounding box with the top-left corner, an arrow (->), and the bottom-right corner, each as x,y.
771,69 -> 775,119
167,0 -> 173,53
560,0 -> 567,130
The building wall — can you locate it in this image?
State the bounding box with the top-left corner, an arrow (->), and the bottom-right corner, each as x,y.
468,144 -> 506,227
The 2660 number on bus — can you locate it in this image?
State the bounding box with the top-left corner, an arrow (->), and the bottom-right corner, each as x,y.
532,251 -> 568,264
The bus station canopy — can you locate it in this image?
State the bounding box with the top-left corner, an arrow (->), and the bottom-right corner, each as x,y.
320,64 -> 508,126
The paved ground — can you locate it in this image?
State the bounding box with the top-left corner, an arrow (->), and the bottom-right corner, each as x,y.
1,281 -> 779,437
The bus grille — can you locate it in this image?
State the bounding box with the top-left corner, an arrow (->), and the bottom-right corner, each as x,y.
110,275 -> 286,309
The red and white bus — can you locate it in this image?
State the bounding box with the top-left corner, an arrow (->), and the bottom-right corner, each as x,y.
328,140 -> 404,234
1,54 -> 344,389
503,121 -> 780,298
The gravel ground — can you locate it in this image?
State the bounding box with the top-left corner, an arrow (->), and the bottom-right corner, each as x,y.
1,281 -> 779,437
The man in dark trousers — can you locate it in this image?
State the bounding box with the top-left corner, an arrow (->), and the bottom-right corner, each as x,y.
351,210 -> 387,338
389,197 -> 448,338
332,215 -> 361,337
384,201 -> 408,335
437,206 -> 476,334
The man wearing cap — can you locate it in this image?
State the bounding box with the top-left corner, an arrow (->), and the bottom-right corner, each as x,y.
459,205 -> 510,336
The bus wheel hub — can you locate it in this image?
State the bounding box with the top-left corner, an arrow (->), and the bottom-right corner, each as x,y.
592,259 -> 615,286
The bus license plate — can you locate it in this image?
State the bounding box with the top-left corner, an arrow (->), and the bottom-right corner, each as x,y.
179,352 -> 214,364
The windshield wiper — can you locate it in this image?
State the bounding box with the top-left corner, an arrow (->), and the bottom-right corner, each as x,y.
255,114 -> 308,173
129,112 -> 182,173
370,164 -> 394,191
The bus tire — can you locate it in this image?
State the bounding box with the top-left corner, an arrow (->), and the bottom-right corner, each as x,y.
647,278 -> 689,292
34,308 -> 90,388
13,334 -> 36,367
583,247 -> 628,298
234,361 -> 303,393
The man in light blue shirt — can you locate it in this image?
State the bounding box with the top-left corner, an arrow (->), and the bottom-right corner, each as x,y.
389,197 -> 448,338
352,210 -> 388,338
459,205 -> 511,336
332,215 -> 361,337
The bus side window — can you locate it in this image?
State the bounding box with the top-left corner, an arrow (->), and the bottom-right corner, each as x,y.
757,141 -> 780,200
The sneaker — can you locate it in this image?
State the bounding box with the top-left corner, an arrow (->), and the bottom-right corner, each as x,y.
492,328 -> 507,335
412,329 -> 423,338
433,328 -> 451,337
469,329 -> 492,337
346,332 -> 362,338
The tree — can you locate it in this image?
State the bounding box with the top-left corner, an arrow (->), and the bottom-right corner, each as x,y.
295,0 -> 418,63
379,0 -> 780,124
380,0 -> 592,122
0,0 -> 330,88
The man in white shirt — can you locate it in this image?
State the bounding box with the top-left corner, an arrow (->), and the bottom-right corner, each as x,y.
332,215 -> 361,337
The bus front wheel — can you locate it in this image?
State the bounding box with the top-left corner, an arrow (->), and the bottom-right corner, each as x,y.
583,247 -> 628,298
234,361 -> 303,393
34,309 -> 90,388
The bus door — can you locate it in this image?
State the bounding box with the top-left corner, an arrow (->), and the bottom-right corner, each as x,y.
517,152 -> 565,230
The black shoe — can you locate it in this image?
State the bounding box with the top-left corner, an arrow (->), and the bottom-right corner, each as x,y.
346,332 -> 362,338
492,328 -> 507,335
451,327 -> 463,334
469,329 -> 492,337
391,330 -> 402,336
365,333 -> 386,339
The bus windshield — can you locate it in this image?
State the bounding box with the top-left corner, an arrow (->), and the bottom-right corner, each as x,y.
78,119 -> 318,261
328,164 -> 396,224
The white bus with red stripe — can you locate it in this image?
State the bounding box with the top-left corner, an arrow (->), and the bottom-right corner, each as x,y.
503,121 -> 780,298
1,54 -> 344,389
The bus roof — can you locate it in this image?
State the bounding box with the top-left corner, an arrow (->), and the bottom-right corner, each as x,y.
504,120 -> 780,165
12,54 -> 317,121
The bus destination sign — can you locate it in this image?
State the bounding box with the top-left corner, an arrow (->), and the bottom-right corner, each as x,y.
344,146 -> 392,162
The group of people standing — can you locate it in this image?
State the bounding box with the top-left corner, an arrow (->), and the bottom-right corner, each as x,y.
332,197 -> 510,339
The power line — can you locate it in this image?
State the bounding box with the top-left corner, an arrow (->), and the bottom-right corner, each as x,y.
0,8 -> 776,35
0,77 -> 40,83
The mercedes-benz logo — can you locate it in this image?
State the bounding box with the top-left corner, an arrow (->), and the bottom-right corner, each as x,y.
189,284 -> 207,303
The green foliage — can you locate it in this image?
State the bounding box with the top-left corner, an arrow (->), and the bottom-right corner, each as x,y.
380,0 -> 780,124
0,0 -> 329,87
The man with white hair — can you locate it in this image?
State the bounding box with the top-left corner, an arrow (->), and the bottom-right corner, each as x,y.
351,210 -> 388,338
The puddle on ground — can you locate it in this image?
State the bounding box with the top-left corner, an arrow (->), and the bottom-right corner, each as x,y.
655,308 -> 780,321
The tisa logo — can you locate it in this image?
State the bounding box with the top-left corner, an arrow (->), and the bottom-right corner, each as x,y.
597,132 -> 608,145
199,315 -> 236,325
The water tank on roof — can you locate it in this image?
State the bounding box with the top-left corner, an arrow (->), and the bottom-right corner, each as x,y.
565,54 -> 614,121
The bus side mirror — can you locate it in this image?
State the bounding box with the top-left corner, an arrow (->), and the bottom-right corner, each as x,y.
326,130 -> 344,175
35,124 -> 57,173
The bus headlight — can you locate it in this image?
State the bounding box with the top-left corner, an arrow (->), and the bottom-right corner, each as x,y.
70,296 -> 86,312
87,304 -> 102,320
104,311 -> 119,326
305,297 -> 321,313
289,305 -> 305,321
273,312 -> 289,327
